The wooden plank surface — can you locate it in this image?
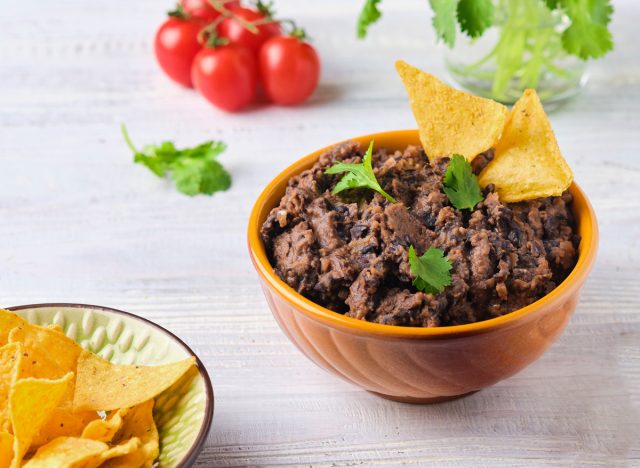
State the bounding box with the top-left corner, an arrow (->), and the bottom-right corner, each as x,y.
0,0 -> 638,466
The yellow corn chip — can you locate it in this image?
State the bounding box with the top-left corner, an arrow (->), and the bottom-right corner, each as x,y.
81,407 -> 129,442
73,350 -> 195,411
30,408 -> 100,448
0,343 -> 22,432
100,446 -> 147,468
9,322 -> 81,381
0,310 -> 25,345
396,60 -> 508,162
45,324 -> 64,334
22,437 -> 108,468
0,432 -> 13,468
110,400 -> 159,467
95,437 -> 142,467
479,89 -> 573,202
9,372 -> 73,467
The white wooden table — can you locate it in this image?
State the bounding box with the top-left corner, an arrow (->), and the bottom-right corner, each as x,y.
1,0 -> 639,466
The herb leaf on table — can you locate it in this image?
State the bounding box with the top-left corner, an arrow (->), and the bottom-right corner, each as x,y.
122,125 -> 231,197
356,0 -> 383,38
408,246 -> 452,295
325,141 -> 396,203
443,154 -> 483,211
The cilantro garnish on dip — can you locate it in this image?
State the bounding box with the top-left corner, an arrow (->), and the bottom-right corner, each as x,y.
408,246 -> 453,295
325,140 -> 396,203
443,154 -> 484,211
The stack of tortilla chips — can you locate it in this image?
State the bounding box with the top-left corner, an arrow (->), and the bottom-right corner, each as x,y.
0,309 -> 195,467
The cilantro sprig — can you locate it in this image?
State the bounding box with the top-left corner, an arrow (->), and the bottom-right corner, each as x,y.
408,246 -> 452,295
357,0 -> 613,98
357,0 -> 613,60
443,154 -> 483,211
560,0 -> 614,59
325,141 -> 396,203
122,125 -> 231,197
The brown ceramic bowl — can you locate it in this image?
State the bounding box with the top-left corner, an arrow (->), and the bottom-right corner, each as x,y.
248,130 -> 598,403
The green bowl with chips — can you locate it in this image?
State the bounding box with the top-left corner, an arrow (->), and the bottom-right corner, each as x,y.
6,303 -> 213,468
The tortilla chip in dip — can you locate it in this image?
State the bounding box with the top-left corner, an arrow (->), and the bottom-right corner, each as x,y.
479,89 -> 573,202
396,60 -> 508,162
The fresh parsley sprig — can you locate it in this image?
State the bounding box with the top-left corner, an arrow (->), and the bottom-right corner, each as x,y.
443,154 -> 483,211
122,125 -> 231,197
325,141 -> 396,203
408,246 -> 452,295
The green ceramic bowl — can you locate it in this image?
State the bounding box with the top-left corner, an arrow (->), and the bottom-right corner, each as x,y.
7,303 -> 213,468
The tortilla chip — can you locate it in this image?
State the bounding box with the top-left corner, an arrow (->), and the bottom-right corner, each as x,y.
479,89 -> 573,202
0,310 -> 25,345
0,343 -> 22,431
73,350 -> 195,411
45,324 -> 64,334
0,432 -> 13,468
9,321 -> 82,407
9,372 -> 73,467
9,322 -> 81,381
96,437 -> 142,467
396,60 -> 508,162
110,400 -> 159,467
22,437 -> 108,468
30,408 -> 100,448
81,407 -> 129,442
100,445 -> 148,468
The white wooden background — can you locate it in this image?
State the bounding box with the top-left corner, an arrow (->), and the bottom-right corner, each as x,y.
1,0 -> 639,466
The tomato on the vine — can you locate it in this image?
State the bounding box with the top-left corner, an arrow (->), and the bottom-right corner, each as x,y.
191,43 -> 258,112
154,12 -> 205,88
218,6 -> 281,55
180,0 -> 239,22
259,34 -> 320,105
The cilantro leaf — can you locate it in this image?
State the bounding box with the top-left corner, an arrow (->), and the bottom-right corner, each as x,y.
122,124 -> 231,197
357,0 -> 383,39
560,0 -> 613,59
408,245 -> 452,295
325,141 -> 396,203
442,154 -> 483,211
429,0 -> 458,47
456,0 -> 494,39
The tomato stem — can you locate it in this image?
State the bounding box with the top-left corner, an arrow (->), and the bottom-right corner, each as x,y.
277,19 -> 308,40
209,0 -> 260,34
167,3 -> 189,20
198,22 -> 230,48
254,0 -> 275,20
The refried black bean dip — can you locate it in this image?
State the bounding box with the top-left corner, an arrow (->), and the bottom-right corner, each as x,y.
260,142 -> 579,327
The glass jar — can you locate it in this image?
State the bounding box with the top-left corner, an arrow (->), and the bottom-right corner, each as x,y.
444,0 -> 588,105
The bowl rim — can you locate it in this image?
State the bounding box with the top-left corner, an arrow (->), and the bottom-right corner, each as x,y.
6,302 -> 214,468
247,129 -> 599,339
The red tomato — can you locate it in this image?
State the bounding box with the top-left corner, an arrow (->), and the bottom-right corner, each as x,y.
259,36 -> 320,105
154,17 -> 204,87
218,7 -> 281,55
180,0 -> 239,22
191,44 -> 258,112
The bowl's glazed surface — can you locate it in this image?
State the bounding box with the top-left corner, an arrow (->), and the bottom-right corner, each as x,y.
248,130 -> 598,403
